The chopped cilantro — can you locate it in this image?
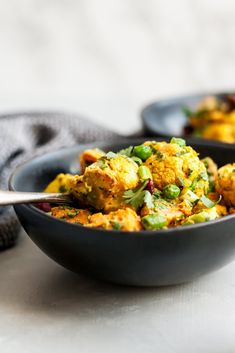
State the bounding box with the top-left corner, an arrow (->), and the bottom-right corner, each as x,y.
202,158 -> 209,169
175,149 -> 188,156
188,169 -> 194,177
153,190 -> 162,199
118,146 -> 133,157
190,177 -> 199,191
96,158 -> 108,169
143,191 -> 154,209
155,150 -> 164,161
123,181 -> 149,209
59,185 -> 66,193
112,221 -> 122,230
67,210 -> 79,217
182,106 -> 194,118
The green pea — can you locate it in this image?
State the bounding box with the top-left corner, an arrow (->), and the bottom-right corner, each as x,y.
133,144 -> 152,161
142,214 -> 167,230
163,184 -> 181,199
183,211 -> 210,225
170,137 -> 186,147
138,166 -> 152,181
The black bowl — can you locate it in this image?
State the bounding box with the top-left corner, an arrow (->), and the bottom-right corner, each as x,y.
141,91 -> 230,137
9,138 -> 235,286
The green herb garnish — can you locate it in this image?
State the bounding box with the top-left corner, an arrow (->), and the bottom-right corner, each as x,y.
143,191 -> 154,209
112,221 -> 122,230
59,185 -> 66,193
123,181 -> 154,209
67,210 -> 79,218
182,106 -> 194,118
96,158 -> 108,169
155,150 -> 164,161
118,146 -> 133,157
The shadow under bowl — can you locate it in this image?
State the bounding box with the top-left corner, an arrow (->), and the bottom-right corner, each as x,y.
9,138 -> 235,286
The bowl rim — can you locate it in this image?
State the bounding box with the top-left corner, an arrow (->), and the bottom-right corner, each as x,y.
9,138 -> 235,238
141,90 -> 235,139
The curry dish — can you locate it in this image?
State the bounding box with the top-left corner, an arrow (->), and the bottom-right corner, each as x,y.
183,94 -> 235,143
43,138 -> 235,232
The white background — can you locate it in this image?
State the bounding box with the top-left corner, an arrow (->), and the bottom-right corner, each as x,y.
1,1 -> 235,352
0,0 -> 235,134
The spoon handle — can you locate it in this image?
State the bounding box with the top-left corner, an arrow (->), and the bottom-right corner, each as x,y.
0,190 -> 73,206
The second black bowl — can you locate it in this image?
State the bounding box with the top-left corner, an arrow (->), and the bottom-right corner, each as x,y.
141,92 -> 230,137
10,138 -> 235,286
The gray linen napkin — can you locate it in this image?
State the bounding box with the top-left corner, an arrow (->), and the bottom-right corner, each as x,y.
0,111 -> 120,250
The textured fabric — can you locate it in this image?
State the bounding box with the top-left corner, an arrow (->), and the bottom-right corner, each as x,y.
0,111 -> 120,250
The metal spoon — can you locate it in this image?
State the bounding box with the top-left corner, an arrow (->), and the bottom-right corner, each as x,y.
0,190 -> 73,206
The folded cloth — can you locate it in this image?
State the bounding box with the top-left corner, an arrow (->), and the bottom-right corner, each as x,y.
0,111 -> 120,250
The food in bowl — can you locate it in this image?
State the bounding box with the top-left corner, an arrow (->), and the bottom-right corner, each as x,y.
43,138 -> 235,231
183,94 -> 235,143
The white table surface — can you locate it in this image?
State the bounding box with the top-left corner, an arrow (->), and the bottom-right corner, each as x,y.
1,0 -> 235,351
1,230 -> 235,353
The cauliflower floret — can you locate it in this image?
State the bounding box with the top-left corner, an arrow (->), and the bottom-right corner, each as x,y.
202,124 -> 235,143
88,208 -> 142,231
44,173 -> 74,193
215,163 -> 235,206
69,155 -> 139,212
144,141 -> 209,197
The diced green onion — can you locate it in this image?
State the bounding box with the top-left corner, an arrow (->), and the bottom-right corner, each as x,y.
170,137 -> 186,147
183,211 -> 210,225
106,151 -> 117,159
133,144 -> 152,161
142,214 -> 167,230
163,184 -> 181,199
138,166 -> 152,181
200,195 -> 219,208
183,189 -> 199,203
131,156 -> 143,165
199,170 -> 209,181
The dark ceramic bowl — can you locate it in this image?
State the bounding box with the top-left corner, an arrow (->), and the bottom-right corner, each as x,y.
141,91 -> 230,138
10,138 -> 235,286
